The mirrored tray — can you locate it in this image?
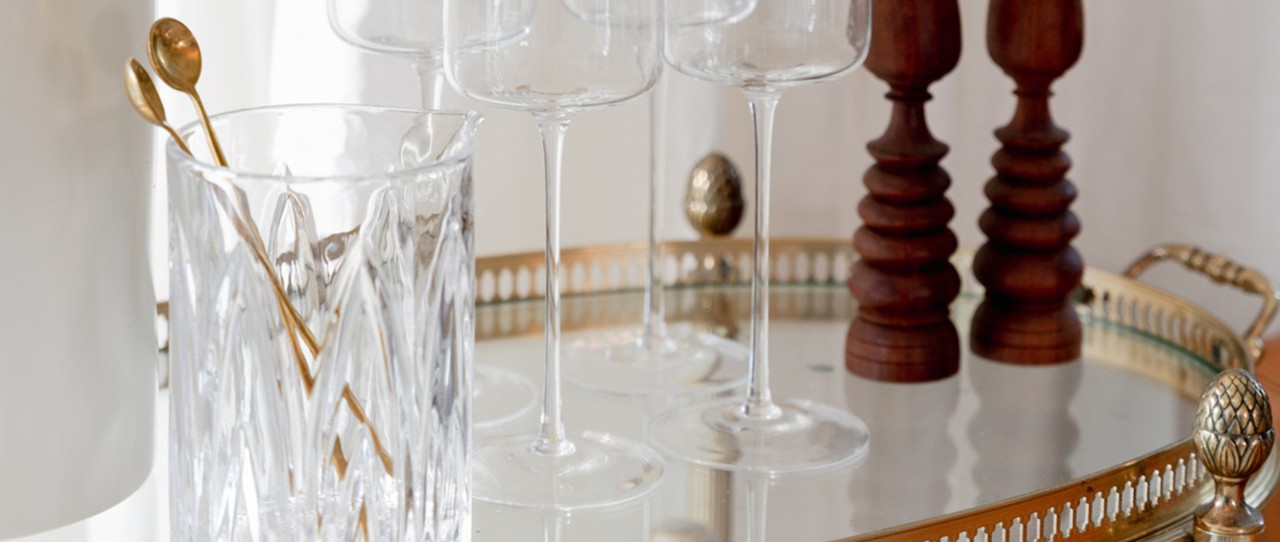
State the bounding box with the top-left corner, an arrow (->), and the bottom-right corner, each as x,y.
468,239 -> 1279,542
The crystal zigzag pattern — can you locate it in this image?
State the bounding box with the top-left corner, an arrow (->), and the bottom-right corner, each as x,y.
170,162 -> 473,541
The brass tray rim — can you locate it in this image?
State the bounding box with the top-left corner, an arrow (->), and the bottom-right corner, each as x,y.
473,238 -> 1270,542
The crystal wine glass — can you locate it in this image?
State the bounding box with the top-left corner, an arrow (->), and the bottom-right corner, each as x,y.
444,0 -> 666,508
558,1 -> 758,398
647,0 -> 873,473
328,0 -> 538,430
327,0 -> 448,108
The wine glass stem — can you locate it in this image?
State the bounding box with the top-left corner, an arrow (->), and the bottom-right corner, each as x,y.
744,91 -> 781,419
542,511 -> 565,542
533,112 -> 574,456
642,80 -> 668,346
747,474 -> 769,542
413,57 -> 446,110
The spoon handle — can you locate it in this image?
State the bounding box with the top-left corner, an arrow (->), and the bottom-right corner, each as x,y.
162,124 -> 194,157
187,91 -> 227,167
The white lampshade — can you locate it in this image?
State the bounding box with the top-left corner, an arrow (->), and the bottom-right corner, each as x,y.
0,0 -> 156,537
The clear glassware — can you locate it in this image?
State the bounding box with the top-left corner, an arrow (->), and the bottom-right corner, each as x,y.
558,0 -> 760,398
444,0 -> 666,509
558,59 -> 749,398
168,105 -> 480,541
328,0 -> 538,431
327,0 -> 447,109
647,0 -> 874,473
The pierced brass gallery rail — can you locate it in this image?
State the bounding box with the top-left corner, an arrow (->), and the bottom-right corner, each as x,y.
158,237 -> 1278,541
474,240 -> 1277,542
1125,244 -> 1280,362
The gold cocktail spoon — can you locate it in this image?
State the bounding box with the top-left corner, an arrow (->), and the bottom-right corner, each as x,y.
124,58 -> 193,157
145,17 -> 321,357
147,17 -> 227,167
128,20 -> 391,484
126,52 -> 320,366
142,18 -> 322,360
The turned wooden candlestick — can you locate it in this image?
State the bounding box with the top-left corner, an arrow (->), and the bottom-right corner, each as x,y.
846,0 -> 961,382
970,0 -> 1084,364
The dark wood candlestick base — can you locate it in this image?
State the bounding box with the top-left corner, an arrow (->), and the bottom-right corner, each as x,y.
847,0 -> 963,380
972,0 -> 1085,364
969,302 -> 1081,364
971,235 -> 1083,364
846,319 -> 960,382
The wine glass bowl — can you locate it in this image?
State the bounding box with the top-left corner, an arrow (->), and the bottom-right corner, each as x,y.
647,0 -> 873,474
665,0 -> 870,90
666,0 -> 759,27
327,0 -> 444,57
446,2 -> 660,113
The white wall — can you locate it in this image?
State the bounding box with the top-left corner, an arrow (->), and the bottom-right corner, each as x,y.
716,1 -> 1280,333
147,1 -> 1280,337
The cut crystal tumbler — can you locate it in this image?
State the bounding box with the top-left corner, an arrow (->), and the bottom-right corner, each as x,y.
168,105 -> 480,542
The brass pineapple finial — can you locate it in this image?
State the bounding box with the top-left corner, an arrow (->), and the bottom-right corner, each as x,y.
685,153 -> 745,238
1194,368 -> 1275,542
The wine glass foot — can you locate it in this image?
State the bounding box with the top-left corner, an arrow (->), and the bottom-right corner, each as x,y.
474,431 -> 665,510
474,366 -> 538,430
562,324 -> 748,396
648,397 -> 870,473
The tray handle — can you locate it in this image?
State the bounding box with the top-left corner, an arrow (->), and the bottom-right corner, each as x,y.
1123,244 -> 1279,362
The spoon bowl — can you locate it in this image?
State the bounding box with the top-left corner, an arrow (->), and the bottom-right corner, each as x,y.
123,58 -> 192,156
147,18 -> 202,93
147,17 -> 226,166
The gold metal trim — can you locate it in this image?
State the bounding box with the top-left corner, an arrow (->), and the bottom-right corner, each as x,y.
472,238 -> 1273,542
476,237 -> 850,303
1124,244 -> 1280,362
1192,369 -> 1274,542
156,238 -> 1272,540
